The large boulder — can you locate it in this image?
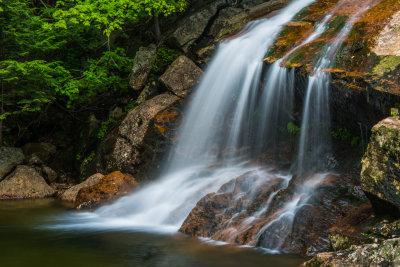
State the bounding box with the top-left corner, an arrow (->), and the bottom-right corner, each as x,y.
180,172 -> 371,256
168,1 -> 225,52
0,147 -> 25,180
75,171 -> 138,210
60,173 -> 104,202
159,56 -> 203,98
42,166 -> 58,184
22,142 -> 56,163
99,93 -> 181,179
0,165 -> 55,199
129,45 -> 157,91
361,117 -> 400,210
302,238 -> 400,267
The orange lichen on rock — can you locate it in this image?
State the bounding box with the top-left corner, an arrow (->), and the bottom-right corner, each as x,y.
153,107 -> 181,136
75,171 -> 138,210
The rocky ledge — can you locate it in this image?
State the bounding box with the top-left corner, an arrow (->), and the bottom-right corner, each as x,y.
302,238 -> 400,267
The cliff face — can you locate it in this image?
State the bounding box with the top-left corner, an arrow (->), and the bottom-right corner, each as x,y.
265,0 -> 400,95
259,0 -> 400,143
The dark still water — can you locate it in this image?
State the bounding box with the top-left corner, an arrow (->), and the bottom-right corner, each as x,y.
0,199 -> 304,267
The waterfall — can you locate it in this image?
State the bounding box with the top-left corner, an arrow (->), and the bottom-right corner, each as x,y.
53,0 -> 316,231
296,1 -> 374,173
52,0 -> 373,254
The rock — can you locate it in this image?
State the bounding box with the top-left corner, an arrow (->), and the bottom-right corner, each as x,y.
51,183 -> 72,198
327,203 -> 375,251
0,147 -> 25,180
370,220 -> 400,238
159,56 -> 203,98
208,7 -> 244,39
22,142 -> 56,163
168,1 -> 225,51
60,173 -> 104,202
136,83 -> 159,106
129,45 -> 157,91
75,171 -> 138,210
361,117 -> 400,210
0,165 -> 55,199
180,172 -> 371,256
27,154 -> 43,166
42,166 -> 58,184
302,238 -> 400,267
99,93 -> 180,178
373,11 -> 400,56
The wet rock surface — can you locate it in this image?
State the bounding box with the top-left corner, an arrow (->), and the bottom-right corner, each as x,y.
180,170 -> 371,256
159,56 -> 203,98
61,173 -> 104,202
75,171 -> 138,210
0,165 -> 55,199
361,117 -> 400,210
0,147 -> 25,180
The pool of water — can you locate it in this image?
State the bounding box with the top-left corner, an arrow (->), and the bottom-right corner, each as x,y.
0,199 -> 305,267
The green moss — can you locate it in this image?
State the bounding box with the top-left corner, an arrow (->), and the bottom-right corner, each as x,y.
293,6 -> 309,21
328,16 -> 348,31
287,122 -> 300,135
373,56 -> 400,76
80,151 -> 95,181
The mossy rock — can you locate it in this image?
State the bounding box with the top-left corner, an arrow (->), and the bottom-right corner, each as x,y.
361,117 -> 400,210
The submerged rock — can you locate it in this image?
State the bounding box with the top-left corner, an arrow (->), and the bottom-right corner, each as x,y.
75,171 -> 138,210
61,173 -> 104,203
0,165 -> 55,199
361,116 -> 400,210
159,55 -> 203,98
0,147 -> 25,180
129,45 -> 157,91
302,238 -> 400,267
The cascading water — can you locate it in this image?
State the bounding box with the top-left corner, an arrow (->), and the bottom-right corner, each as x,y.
296,0 -> 375,173
52,0 -> 374,254
53,0 -> 317,231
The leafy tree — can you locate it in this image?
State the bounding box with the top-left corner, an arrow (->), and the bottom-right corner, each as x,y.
49,0 -> 188,40
0,0 -> 188,145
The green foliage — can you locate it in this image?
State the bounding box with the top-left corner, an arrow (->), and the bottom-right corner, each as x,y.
287,122 -> 300,135
151,47 -> 181,75
97,118 -> 119,140
0,60 -> 70,120
331,127 -> 361,147
60,48 -> 134,107
49,0 -> 188,37
80,151 -> 95,180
